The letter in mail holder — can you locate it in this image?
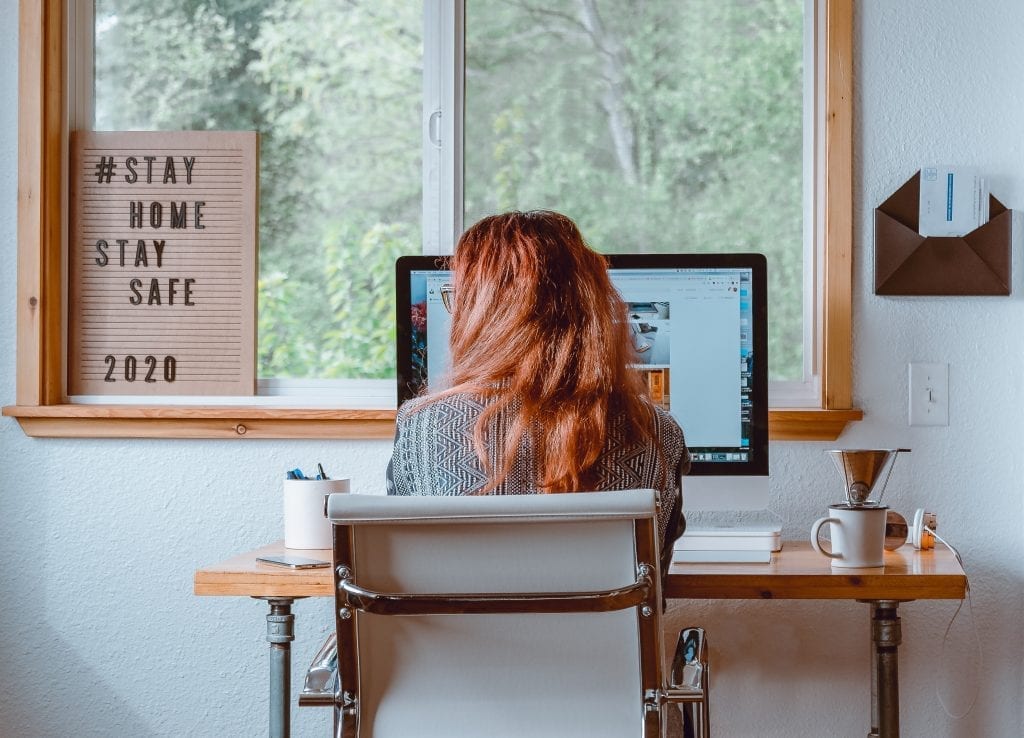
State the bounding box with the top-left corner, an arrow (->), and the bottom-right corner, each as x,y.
874,171 -> 1011,296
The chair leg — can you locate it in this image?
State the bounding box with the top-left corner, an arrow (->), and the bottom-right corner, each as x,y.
668,627 -> 710,738
681,697 -> 710,738
664,697 -> 703,738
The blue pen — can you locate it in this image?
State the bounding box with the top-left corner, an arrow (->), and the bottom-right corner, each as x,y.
317,463 -> 328,480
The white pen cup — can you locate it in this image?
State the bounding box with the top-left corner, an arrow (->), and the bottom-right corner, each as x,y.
283,478 -> 350,549
810,503 -> 888,568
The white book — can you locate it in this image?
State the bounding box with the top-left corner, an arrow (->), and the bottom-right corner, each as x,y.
675,524 -> 782,552
672,549 -> 773,564
675,536 -> 778,551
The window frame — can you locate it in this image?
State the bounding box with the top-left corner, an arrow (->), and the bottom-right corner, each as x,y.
5,0 -> 861,440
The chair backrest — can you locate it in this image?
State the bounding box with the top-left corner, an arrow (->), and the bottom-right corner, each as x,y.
326,489 -> 666,738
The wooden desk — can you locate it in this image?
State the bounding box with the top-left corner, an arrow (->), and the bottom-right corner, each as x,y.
663,540 -> 966,600
195,541 -> 967,738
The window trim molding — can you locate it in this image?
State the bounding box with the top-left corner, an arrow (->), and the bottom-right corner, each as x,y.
422,0 -> 464,255
6,0 -> 862,440
821,0 -> 854,411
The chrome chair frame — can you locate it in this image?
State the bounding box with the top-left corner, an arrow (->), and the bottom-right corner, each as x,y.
302,628 -> 710,738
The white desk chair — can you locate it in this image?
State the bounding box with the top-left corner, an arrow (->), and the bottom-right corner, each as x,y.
300,489 -> 709,737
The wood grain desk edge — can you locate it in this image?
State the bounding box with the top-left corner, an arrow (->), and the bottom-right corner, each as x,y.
194,541 -> 967,602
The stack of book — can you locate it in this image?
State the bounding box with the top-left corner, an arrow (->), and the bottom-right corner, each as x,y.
672,525 -> 782,564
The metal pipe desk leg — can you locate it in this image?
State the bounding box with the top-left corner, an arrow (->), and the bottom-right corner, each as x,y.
867,600 -> 903,738
255,596 -> 305,738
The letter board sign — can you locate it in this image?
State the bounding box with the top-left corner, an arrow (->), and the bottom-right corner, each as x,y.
69,131 -> 257,396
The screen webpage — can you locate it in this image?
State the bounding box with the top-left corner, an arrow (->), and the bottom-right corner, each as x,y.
405,266 -> 754,462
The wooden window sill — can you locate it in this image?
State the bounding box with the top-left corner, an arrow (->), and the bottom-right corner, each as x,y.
2,404 -> 398,439
4,404 -> 861,441
768,408 -> 863,441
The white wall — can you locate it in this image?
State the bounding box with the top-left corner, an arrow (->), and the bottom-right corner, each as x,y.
1,1 -> 1021,736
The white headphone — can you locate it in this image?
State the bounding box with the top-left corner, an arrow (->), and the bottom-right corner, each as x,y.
911,508 -> 936,550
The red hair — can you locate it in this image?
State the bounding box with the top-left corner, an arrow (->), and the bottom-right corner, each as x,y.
433,210 -> 657,493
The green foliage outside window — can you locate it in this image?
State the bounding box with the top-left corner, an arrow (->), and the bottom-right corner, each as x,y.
465,0 -> 804,381
95,0 -> 803,382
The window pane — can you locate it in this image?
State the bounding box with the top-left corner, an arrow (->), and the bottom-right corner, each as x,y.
465,0 -> 804,381
94,0 -> 422,380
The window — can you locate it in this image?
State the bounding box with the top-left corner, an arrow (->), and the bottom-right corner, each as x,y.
465,0 -> 805,384
7,0 -> 860,439
91,0 -> 423,393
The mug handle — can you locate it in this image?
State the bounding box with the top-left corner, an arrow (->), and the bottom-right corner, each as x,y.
810,517 -> 842,559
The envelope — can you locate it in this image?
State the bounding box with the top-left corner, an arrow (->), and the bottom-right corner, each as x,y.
874,171 -> 1011,295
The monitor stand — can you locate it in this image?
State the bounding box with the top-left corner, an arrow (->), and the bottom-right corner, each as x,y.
673,516 -> 782,563
672,476 -> 780,563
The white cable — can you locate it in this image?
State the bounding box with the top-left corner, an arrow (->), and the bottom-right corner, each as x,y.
928,527 -> 965,579
926,526 -> 981,720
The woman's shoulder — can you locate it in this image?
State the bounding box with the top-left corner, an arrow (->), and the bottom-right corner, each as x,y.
651,404 -> 684,439
650,405 -> 690,471
396,391 -> 488,426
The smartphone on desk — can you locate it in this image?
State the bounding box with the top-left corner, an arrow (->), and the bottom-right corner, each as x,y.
256,554 -> 330,569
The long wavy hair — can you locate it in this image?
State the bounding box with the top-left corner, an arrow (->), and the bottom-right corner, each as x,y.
433,210 -> 657,493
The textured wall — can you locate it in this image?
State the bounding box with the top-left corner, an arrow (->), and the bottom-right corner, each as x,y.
1,1 -> 1022,736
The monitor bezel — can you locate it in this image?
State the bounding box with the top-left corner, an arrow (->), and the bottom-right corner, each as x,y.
395,252 -> 769,478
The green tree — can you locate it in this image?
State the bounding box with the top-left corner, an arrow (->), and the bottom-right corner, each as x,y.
465,0 -> 804,379
96,0 -> 421,378
96,0 -> 804,381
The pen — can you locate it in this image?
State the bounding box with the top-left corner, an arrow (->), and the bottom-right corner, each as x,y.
317,463 -> 328,480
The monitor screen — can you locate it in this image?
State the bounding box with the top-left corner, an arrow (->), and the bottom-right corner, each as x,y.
395,253 -> 769,499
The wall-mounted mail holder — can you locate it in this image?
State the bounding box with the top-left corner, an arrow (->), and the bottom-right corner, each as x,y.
874,171 -> 1012,296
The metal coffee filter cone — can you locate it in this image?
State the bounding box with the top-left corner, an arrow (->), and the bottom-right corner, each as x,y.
828,449 -> 909,505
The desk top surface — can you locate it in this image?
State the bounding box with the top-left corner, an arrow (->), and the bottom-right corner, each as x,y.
194,540 -> 967,601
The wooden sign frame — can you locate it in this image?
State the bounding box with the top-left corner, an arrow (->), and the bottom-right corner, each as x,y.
69,131 -> 258,396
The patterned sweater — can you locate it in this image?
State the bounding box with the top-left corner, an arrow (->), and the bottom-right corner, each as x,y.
386,392 -> 691,567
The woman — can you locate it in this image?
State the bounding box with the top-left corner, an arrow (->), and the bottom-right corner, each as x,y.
387,210 -> 689,567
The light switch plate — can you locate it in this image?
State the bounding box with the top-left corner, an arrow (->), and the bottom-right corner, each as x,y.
909,362 -> 949,426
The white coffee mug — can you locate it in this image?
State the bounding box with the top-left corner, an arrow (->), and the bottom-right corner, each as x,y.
810,503 -> 888,568
283,478 -> 350,549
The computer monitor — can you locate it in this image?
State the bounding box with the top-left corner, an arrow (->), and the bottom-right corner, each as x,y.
395,253 -> 769,511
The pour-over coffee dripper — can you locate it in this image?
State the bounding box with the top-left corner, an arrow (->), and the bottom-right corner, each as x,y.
828,448 -> 910,506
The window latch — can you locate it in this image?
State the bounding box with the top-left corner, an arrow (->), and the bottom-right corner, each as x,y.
427,109 -> 442,148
